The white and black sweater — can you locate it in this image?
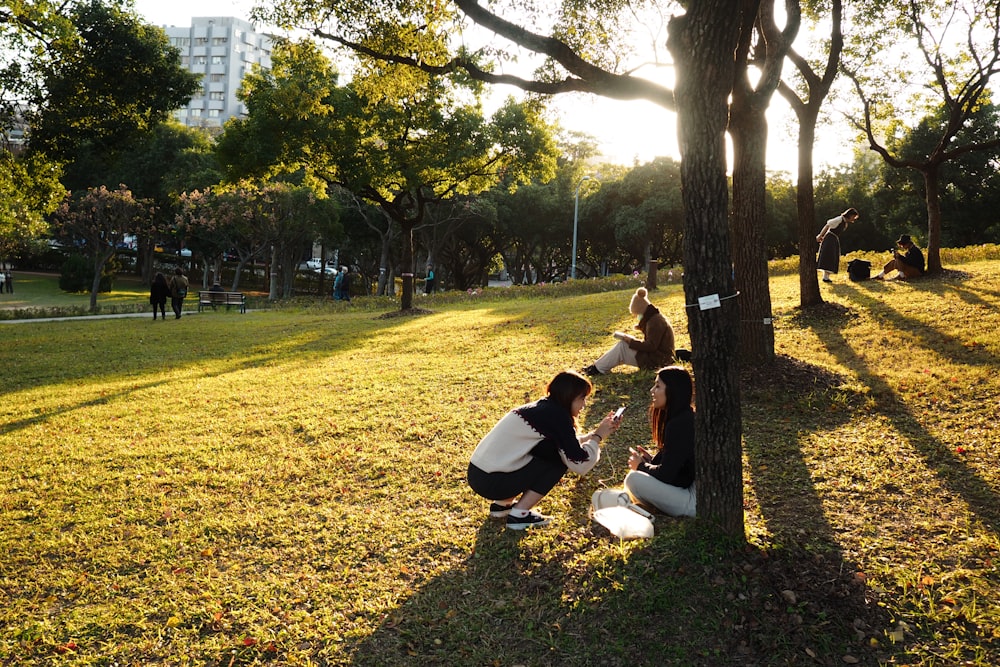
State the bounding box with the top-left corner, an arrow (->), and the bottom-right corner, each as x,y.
470,397 -> 601,476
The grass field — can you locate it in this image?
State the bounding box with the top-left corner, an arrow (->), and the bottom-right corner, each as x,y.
1,248 -> 998,665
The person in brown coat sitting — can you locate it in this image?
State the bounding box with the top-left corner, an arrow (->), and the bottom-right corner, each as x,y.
583,287 -> 677,376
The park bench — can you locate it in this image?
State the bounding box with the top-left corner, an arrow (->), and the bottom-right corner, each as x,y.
197,290 -> 246,313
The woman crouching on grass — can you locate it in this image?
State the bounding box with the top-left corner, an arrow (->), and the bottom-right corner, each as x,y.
624,366 -> 696,518
468,370 -> 621,530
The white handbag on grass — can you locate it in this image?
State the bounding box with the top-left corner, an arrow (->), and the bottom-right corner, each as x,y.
590,488 -> 655,539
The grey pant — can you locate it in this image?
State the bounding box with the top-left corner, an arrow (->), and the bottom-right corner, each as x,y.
624,470 -> 696,517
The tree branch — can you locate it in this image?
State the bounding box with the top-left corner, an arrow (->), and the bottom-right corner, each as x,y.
312,0 -> 675,108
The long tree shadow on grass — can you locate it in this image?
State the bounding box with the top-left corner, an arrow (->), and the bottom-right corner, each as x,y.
790,295 -> 1000,662
343,367 -> 890,666
828,282 -> 1000,533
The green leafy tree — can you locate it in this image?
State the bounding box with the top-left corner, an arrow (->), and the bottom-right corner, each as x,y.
181,179 -> 340,296
0,1 -> 75,122
107,121 -> 223,282
179,185 -> 271,292
220,39 -> 558,309
581,158 -> 685,273
0,150 -> 65,260
843,0 -> 1000,273
52,185 -> 149,311
26,0 -> 200,190
488,180 -> 567,285
879,100 -> 1000,249
416,196 -> 497,290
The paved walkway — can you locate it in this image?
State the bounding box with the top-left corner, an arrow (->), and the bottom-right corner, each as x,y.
0,310 -> 204,324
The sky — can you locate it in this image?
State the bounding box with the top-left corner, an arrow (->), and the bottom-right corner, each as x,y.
132,0 -> 849,175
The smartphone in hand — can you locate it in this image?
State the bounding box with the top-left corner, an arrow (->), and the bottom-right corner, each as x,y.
613,406 -> 626,421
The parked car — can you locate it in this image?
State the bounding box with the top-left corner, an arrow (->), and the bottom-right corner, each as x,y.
305,258 -> 336,274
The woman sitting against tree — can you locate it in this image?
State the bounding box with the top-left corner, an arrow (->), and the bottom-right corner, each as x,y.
622,365 -> 697,517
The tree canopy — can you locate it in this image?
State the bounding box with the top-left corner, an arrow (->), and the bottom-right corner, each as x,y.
219,38 -> 559,308
26,0 -> 201,190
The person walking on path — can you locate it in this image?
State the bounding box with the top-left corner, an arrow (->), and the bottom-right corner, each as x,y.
816,207 -> 860,283
168,267 -> 189,319
3,269 -> 10,294
149,272 -> 169,320
339,266 -> 352,302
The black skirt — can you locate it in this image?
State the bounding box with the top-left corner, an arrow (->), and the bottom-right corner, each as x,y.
817,232 -> 841,273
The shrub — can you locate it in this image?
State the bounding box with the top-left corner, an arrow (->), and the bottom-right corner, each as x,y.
58,254 -> 114,293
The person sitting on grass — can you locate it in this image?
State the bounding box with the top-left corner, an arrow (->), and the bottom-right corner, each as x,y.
873,234 -> 925,281
622,365 -> 697,517
467,370 -> 622,530
582,287 -> 677,376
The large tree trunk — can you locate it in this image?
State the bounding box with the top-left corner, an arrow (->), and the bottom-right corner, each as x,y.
796,119 -> 823,307
268,246 -> 279,300
668,0 -> 748,538
400,221 -> 414,310
88,247 -> 115,312
923,168 -> 943,274
376,233 -> 392,296
730,99 -> 776,367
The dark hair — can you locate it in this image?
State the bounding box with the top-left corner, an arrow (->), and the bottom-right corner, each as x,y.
649,366 -> 694,449
546,371 -> 593,417
843,207 -> 859,219
153,272 -> 167,285
174,267 -> 183,276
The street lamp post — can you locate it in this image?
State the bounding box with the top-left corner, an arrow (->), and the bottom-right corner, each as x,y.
571,174 -> 593,280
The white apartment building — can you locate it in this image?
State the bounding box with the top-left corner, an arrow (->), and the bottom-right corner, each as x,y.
164,17 -> 272,132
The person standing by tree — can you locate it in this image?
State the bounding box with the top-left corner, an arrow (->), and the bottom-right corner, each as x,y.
873,235 -> 925,280
149,272 -> 169,320
168,267 -> 189,319
424,264 -> 435,294
339,266 -> 351,302
816,207 -> 860,283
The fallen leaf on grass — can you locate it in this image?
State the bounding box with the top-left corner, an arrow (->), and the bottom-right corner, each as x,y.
55,641 -> 78,654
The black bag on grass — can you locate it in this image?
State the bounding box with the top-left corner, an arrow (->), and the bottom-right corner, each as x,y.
847,259 -> 871,281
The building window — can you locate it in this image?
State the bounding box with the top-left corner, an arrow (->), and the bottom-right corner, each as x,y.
190,109 -> 202,117
209,91 -> 225,101
212,37 -> 228,45
211,55 -> 225,65
194,56 -> 207,65
195,37 -> 208,45
208,109 -> 221,118
209,74 -> 224,83
174,37 -> 190,47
